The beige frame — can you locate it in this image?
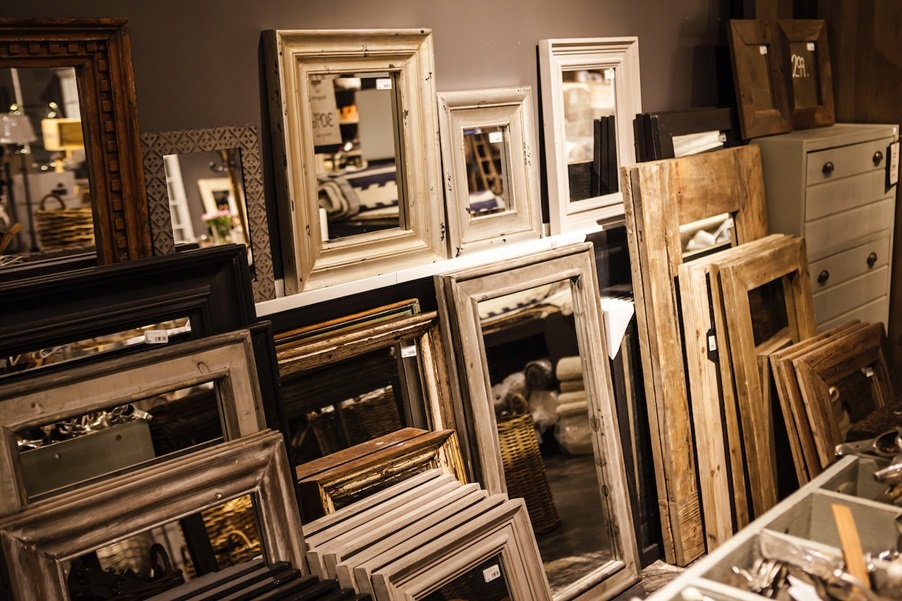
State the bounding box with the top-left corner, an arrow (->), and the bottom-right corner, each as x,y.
538,37 -> 642,233
0,430 -> 304,601
0,330 -> 265,516
437,87 -> 543,255
436,243 -> 639,600
264,29 -> 446,294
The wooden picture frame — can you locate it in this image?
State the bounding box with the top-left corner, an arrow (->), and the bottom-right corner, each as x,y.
621,145 -> 768,565
141,124 -> 276,302
0,330 -> 265,516
728,20 -> 792,139
437,87 -> 542,256
793,322 -> 894,468
264,29 -> 446,294
0,430 -> 305,601
538,37 -> 642,232
436,243 -> 639,599
0,18 -> 151,263
717,235 -> 817,517
776,19 -> 835,130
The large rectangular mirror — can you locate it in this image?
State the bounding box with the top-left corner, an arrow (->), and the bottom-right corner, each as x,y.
264,29 -> 446,294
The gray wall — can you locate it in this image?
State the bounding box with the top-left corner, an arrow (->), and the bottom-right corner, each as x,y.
11,0 -> 731,133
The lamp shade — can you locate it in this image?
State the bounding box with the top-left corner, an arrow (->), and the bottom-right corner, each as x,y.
0,113 -> 37,145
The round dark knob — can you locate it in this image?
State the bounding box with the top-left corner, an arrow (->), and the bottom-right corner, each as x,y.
817,270 -> 830,284
822,161 -> 835,175
867,252 -> 878,268
874,151 -> 884,166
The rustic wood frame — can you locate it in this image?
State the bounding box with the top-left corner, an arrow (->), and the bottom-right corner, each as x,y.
793,322 -> 894,468
717,235 -> 817,518
621,145 -> 768,565
0,330 -> 265,516
264,29 -> 446,294
437,87 -> 542,256
141,124 -> 276,302
367,499 -> 550,601
538,37 -> 642,232
728,20 -> 792,139
0,18 -> 151,263
776,20 -> 835,130
0,430 -> 304,601
436,243 -> 639,599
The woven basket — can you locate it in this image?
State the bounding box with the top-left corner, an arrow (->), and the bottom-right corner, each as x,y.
308,386 -> 403,456
497,395 -> 561,534
201,495 -> 262,569
34,193 -> 94,251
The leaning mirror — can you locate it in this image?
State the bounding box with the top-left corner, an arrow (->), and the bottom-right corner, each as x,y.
538,38 -> 641,233
141,124 -> 276,301
438,87 -> 542,257
264,29 -> 446,294
0,18 -> 151,265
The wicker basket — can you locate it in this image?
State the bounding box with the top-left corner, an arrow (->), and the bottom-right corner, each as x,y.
308,386 -> 404,456
34,193 -> 95,251
496,395 -> 561,534
201,495 -> 262,569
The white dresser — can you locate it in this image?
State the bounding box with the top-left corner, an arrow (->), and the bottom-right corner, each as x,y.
753,123 -> 898,331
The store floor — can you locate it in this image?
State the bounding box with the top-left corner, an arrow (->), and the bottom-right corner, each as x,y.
611,560 -> 684,600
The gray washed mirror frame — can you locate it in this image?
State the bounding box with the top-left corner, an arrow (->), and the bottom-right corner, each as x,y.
141,124 -> 275,301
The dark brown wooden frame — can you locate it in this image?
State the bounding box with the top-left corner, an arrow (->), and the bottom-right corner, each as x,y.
728,20 -> 792,139
0,18 -> 151,263
776,19 -> 835,130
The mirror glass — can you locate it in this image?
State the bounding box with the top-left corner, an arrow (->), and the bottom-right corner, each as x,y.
0,66 -> 93,261
562,68 -> 618,201
163,149 -> 251,256
311,72 -> 403,241
744,45 -> 777,111
422,554 -> 511,601
463,126 -> 508,217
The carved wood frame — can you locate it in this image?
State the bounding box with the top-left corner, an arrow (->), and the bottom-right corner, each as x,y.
0,18 -> 151,263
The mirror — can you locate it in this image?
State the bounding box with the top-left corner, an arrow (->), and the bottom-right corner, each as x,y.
0,19 -> 152,264
437,87 -> 542,257
539,38 -> 642,233
265,29 -> 446,294
141,124 -> 276,302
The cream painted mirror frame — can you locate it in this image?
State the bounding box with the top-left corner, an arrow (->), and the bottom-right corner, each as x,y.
437,87 -> 543,257
264,29 -> 446,295
538,37 -> 641,233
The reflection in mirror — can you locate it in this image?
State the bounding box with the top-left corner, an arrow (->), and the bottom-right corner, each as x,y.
312,73 -> 403,241
422,555 -> 511,601
562,69 -> 618,201
463,126 -> 507,217
0,66 -> 93,260
163,149 -> 251,252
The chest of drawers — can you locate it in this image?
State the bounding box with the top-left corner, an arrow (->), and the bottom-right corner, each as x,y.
752,123 -> 898,330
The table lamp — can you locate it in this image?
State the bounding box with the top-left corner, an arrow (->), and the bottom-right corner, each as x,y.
0,113 -> 38,252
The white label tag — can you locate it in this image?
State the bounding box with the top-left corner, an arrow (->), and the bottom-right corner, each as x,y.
890,141 -> 899,186
862,366 -> 875,378
603,68 -> 615,81
488,131 -> 503,144
400,345 -> 417,358
759,45 -> 768,55
707,334 -> 717,353
376,78 -> 393,90
806,42 -> 815,51
145,330 -> 169,344
483,564 -> 501,583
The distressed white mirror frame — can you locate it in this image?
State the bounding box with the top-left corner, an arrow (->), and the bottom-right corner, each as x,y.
437,87 -> 543,257
538,38 -> 641,234
264,29 -> 446,295
435,243 -> 639,600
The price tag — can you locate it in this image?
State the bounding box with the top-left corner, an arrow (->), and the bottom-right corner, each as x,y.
603,68 -> 615,81
759,45 -> 768,55
483,564 -> 501,583
308,78 -> 341,148
400,345 -> 417,358
376,78 -> 393,90
806,42 -> 815,51
488,131 -> 503,144
889,141 -> 899,186
145,330 -> 169,344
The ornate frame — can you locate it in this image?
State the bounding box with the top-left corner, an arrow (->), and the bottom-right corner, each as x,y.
0,18 -> 151,262
0,430 -> 304,601
776,19 -> 835,130
141,124 -> 276,302
0,330 -> 266,516
538,37 -> 642,233
437,87 -> 543,256
264,29 -> 446,294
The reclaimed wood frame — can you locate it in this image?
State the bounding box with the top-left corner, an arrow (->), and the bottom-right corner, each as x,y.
0,430 -> 304,601
538,37 -> 642,232
0,18 -> 152,263
0,330 -> 265,516
437,87 -> 543,256
717,235 -> 817,518
621,145 -> 768,565
793,322 -> 894,468
436,242 -> 639,599
775,19 -> 835,130
264,29 -> 446,294
728,20 -> 792,139
141,124 -> 276,302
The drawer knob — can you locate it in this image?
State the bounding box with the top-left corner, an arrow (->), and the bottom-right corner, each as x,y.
874,151 -> 884,166
867,252 -> 878,268
822,161 -> 835,175
817,269 -> 830,284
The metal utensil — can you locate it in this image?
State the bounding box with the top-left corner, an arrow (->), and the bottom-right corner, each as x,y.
836,429 -> 902,459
